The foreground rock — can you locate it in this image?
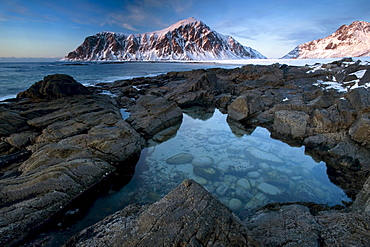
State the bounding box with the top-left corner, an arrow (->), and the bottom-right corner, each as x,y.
0,78 -> 144,246
66,180 -> 370,246
65,179 -> 258,246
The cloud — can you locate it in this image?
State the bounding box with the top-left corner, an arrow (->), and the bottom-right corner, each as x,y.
230,32 -> 256,41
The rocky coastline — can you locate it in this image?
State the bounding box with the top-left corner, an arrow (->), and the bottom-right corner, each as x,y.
1,58 -> 370,246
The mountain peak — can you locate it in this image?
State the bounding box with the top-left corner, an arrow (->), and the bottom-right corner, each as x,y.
151,17 -> 204,36
283,20 -> 370,59
63,18 -> 266,61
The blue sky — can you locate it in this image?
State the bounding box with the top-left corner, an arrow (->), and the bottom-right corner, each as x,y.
0,0 -> 369,58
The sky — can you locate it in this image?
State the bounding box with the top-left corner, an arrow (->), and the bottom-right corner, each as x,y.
0,0 -> 369,59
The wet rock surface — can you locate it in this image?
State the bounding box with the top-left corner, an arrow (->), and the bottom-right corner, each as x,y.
65,179 -> 257,247
2,58 -> 370,246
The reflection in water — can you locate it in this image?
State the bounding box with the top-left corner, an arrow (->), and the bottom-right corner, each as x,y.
94,108 -> 351,220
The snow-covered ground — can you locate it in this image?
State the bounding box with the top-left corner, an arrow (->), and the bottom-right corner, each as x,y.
197,57 -> 370,66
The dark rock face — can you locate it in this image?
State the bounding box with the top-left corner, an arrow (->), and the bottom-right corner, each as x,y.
125,95 -> 183,138
245,204 -> 370,246
17,74 -> 90,100
65,179 -> 257,247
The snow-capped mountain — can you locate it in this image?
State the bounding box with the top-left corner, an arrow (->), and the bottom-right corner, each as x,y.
63,17 -> 266,61
283,21 -> 370,59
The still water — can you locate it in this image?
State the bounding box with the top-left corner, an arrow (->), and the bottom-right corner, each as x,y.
87,107 -> 350,221
36,107 -> 351,245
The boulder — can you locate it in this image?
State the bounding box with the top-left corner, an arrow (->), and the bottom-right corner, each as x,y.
65,179 -> 256,246
273,110 -> 310,139
0,107 -> 29,136
17,74 -> 90,100
345,87 -> 370,112
349,114 -> 370,147
245,204 -> 370,246
126,95 -> 183,138
228,96 -> 249,121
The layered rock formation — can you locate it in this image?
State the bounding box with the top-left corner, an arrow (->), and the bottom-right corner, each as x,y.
283,20 -> 370,58
2,58 -> 370,246
65,179 -> 257,246
63,17 -> 266,61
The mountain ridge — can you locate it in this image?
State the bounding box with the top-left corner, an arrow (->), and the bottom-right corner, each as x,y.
63,17 -> 266,61
283,20 -> 370,59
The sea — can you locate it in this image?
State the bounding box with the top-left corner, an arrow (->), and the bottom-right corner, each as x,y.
0,60 -> 242,101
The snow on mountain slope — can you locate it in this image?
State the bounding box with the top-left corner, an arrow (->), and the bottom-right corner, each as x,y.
63,17 -> 266,61
283,21 -> 370,59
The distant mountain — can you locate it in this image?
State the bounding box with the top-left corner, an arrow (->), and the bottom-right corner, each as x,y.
283,21 -> 370,59
63,17 -> 266,61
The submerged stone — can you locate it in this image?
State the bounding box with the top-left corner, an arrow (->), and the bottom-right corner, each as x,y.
257,182 -> 283,195
247,171 -> 261,179
227,198 -> 243,211
207,136 -> 225,145
216,184 -> 229,196
216,158 -> 254,174
166,153 -> 193,165
235,187 -> 253,201
236,178 -> 251,190
191,156 -> 214,167
193,166 -> 220,180
246,146 -> 283,163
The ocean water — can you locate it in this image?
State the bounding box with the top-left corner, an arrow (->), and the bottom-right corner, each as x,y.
85,108 -> 350,222
0,61 -> 238,101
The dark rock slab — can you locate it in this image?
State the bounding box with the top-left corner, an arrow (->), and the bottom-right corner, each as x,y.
65,179 -> 257,247
17,74 -> 90,100
245,205 -> 321,246
126,95 -> 183,138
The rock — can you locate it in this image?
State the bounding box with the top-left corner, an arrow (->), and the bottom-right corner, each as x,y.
235,187 -> 253,201
247,171 -> 261,179
126,95 -> 183,138
193,166 -> 220,180
349,114 -> 370,147
246,147 -> 283,163
193,176 -> 208,185
207,136 -> 225,144
258,162 -> 271,171
245,205 -> 321,246
5,131 -> 38,149
345,87 -> 370,112
216,184 -> 229,196
0,90 -> 143,246
65,180 -> 256,246
228,96 -> 249,121
166,153 -> 194,165
273,110 -> 310,139
0,107 -> 29,136
236,178 -> 251,190
228,198 -> 243,211
17,74 -> 90,100
227,146 -> 242,154
359,68 -> 370,86
216,157 -> 254,174
257,182 -> 283,195
191,156 -> 214,167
